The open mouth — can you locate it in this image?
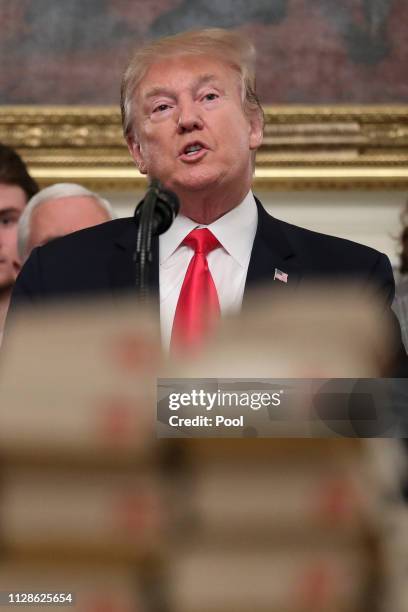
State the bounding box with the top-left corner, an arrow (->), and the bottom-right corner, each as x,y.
184,143 -> 203,155
179,142 -> 208,159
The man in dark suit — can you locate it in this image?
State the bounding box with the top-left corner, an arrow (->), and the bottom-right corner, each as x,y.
8,28 -> 407,371
0,143 -> 38,342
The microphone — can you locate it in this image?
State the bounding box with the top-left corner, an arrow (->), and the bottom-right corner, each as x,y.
134,178 -> 179,236
133,179 -> 179,297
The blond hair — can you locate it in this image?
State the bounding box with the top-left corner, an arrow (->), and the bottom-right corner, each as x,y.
120,28 -> 264,139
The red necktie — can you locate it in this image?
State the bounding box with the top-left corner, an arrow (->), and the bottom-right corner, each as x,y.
171,228 -> 221,353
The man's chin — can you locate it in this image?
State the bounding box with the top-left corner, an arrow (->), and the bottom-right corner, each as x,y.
171,172 -> 224,195
0,274 -> 16,294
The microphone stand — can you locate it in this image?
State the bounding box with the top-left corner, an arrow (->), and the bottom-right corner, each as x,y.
133,178 -> 179,304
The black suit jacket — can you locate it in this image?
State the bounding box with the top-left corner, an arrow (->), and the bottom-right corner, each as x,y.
10,199 -> 396,300
9,199 -> 407,373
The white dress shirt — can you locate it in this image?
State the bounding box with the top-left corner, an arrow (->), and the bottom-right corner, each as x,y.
159,190 -> 258,350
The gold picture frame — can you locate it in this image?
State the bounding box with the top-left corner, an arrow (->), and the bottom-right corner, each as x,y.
1,105 -> 408,190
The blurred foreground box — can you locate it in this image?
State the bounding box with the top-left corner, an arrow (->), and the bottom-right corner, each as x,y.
0,290 -> 405,611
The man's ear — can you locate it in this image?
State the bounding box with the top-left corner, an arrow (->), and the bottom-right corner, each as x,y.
248,112 -> 264,151
127,136 -> 147,175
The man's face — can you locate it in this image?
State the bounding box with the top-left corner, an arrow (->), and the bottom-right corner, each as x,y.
128,54 -> 263,203
0,184 -> 27,291
26,196 -> 110,259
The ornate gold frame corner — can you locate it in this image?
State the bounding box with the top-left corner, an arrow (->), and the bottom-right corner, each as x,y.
1,105 -> 408,190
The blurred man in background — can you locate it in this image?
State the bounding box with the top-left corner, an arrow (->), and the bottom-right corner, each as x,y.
18,183 -> 115,262
0,144 -> 38,340
393,201 -> 408,352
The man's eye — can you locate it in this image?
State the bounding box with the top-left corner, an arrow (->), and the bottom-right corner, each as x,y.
0,217 -> 15,226
203,93 -> 218,101
152,103 -> 170,113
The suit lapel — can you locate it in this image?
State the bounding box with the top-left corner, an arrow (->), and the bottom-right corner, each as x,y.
107,220 -> 160,313
106,199 -> 299,312
244,199 -> 301,304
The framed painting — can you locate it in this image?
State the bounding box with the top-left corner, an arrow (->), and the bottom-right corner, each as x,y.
1,0 -> 407,189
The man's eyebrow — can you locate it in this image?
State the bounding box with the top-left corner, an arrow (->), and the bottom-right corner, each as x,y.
144,87 -> 176,99
0,207 -> 20,216
144,74 -> 221,99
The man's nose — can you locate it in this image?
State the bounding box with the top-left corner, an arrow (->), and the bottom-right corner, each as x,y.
176,100 -> 203,133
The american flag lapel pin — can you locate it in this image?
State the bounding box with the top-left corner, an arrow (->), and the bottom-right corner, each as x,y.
274,268 -> 288,283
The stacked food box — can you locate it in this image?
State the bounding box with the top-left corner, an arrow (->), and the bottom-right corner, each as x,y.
0,299 -> 172,611
168,438 -> 387,612
0,290 -> 401,611
164,286 -> 398,611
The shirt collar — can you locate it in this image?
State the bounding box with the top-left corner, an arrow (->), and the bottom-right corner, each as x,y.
159,190 -> 258,267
